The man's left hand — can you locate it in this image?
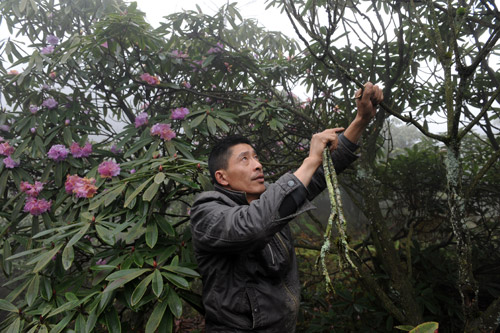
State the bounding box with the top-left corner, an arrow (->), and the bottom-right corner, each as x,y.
355,82 -> 384,122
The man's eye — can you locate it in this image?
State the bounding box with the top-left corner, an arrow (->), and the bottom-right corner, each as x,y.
242,157 -> 247,160
254,155 -> 259,160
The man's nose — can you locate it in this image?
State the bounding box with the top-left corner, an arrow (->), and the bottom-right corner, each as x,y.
253,159 -> 262,171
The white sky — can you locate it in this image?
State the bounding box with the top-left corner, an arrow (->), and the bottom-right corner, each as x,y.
133,0 -> 292,32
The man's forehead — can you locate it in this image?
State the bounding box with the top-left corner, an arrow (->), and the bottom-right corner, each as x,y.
229,143 -> 256,157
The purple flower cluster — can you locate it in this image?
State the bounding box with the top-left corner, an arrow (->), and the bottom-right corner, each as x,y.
207,42 -> 224,54
42,98 -> 58,109
171,107 -> 189,120
41,45 -> 54,55
21,180 -> 51,215
171,50 -> 188,59
98,161 -> 121,178
151,123 -> 176,141
140,73 -> 160,85
24,197 -> 52,215
135,112 -> 148,128
47,144 -> 69,161
70,142 -> 92,158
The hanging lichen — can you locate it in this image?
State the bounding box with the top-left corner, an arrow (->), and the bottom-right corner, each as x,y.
318,147 -> 360,293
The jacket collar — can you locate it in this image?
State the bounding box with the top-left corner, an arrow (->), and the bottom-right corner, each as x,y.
214,184 -> 250,205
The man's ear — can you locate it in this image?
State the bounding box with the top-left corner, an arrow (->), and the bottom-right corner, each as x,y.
215,170 -> 229,186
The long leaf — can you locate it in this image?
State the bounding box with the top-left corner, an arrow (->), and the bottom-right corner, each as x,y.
0,299 -> 18,312
124,175 -> 154,208
152,269 -> 163,297
131,273 -> 154,306
145,300 -> 168,333
103,269 -> 150,293
62,244 -> 74,270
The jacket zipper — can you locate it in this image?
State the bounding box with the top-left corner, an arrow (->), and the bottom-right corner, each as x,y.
275,233 -> 299,309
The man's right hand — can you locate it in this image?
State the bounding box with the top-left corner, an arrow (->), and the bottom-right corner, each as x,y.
294,128 -> 344,187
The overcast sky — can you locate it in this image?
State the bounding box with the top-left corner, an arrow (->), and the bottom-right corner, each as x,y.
134,0 -> 293,33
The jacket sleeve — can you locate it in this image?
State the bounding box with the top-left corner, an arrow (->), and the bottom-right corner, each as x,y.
190,173 -> 314,254
306,133 -> 359,201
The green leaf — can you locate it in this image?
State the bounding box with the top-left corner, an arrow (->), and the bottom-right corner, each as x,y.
155,215 -> 175,236
162,272 -> 189,290
167,288 -> 183,318
0,299 -> 18,312
189,114 -> 206,128
154,172 -> 166,184
67,222 -> 91,247
145,300 -> 168,333
75,314 -> 86,332
124,175 -> 154,208
33,243 -> 63,273
103,268 -> 150,293
62,244 -> 74,270
96,224 -> 115,246
50,312 -> 74,333
63,126 -> 73,146
162,265 -> 200,278
104,183 -> 127,207
146,218 -> 158,248
143,181 -> 160,202
152,269 -> 163,297
105,306 -> 121,333
131,273 -> 153,306
26,273 -> 40,306
207,115 -> 216,135
5,317 -> 21,333
157,311 -> 173,333
410,322 -> 439,333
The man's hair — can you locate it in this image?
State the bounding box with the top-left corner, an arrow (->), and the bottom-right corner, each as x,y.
208,134 -> 253,185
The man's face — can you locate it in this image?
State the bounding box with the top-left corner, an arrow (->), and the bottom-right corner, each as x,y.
215,143 -> 265,203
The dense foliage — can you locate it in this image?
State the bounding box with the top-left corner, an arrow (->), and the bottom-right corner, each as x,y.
0,0 -> 499,332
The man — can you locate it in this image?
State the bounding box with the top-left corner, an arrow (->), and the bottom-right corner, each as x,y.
190,83 -> 383,332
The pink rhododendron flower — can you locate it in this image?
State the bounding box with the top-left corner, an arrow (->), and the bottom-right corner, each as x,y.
140,73 -> 160,85
182,81 -> 191,89
135,112 -> 148,128
42,98 -> 58,109
171,107 -> 189,120
150,123 -> 176,141
65,119 -> 70,125
41,45 -> 54,55
49,71 -> 57,79
110,144 -> 122,154
8,70 -> 19,75
100,41 -> 108,48
29,105 -> 39,114
0,125 -> 10,132
130,169 -> 136,174
3,156 -> 19,168
47,144 -> 69,161
98,161 -> 121,178
46,34 -> 59,45
0,142 -> 15,156
31,127 -> 36,134
171,50 -> 188,59
20,181 -> 44,197
207,42 -> 224,54
23,197 -> 52,215
65,174 -> 98,198
96,258 -> 107,265
70,142 -> 92,158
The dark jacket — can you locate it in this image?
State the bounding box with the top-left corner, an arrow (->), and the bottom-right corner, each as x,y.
190,135 -> 359,332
